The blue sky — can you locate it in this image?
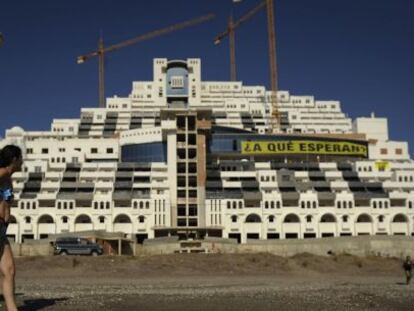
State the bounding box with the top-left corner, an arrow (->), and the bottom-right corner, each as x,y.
0,0 -> 413,151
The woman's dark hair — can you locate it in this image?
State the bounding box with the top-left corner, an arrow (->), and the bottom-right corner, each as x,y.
0,145 -> 22,168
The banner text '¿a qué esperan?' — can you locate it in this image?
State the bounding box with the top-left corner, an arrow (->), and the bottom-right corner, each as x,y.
241,140 -> 368,157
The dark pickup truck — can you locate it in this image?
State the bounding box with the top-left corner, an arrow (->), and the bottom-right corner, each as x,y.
53,237 -> 103,256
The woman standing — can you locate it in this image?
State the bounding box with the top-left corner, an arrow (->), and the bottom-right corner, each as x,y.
0,145 -> 22,311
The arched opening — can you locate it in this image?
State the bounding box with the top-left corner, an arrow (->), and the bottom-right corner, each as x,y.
284,214 -> 300,223
392,214 -> 408,223
37,214 -> 56,237
38,215 -> 54,224
75,214 -> 92,224
356,214 -> 372,223
8,215 -> 17,224
246,214 -> 261,223
114,214 -> 132,224
320,214 -> 336,223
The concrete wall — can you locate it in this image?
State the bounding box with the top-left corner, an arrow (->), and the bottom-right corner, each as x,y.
11,242 -> 54,257
136,236 -> 414,258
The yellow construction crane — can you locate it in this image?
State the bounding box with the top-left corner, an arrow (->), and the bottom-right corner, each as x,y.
78,13 -> 215,108
214,0 -> 279,133
214,1 -> 266,81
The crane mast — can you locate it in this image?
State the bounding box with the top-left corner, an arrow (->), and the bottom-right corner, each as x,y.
214,0 -> 280,132
78,13 -> 215,108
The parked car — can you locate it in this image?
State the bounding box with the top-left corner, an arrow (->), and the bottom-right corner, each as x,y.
53,237 -> 103,256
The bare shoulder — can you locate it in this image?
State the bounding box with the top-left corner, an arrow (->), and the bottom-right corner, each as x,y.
0,168 -> 6,179
0,168 -> 11,188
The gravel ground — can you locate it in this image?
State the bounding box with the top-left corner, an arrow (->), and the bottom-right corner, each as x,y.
2,254 -> 412,310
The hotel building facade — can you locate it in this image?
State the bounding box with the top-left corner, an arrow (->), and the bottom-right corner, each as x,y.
1,58 -> 413,244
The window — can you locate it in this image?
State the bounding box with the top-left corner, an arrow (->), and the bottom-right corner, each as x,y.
231,215 -> 238,223
91,148 -> 98,154
138,216 -> 145,223
27,148 -> 33,154
41,148 -> 48,154
62,216 -> 68,224
342,215 -> 348,223
395,148 -> 403,155
380,148 -> 388,155
99,216 -> 105,224
269,215 -> 275,223
107,148 -> 114,154
25,216 -> 31,224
